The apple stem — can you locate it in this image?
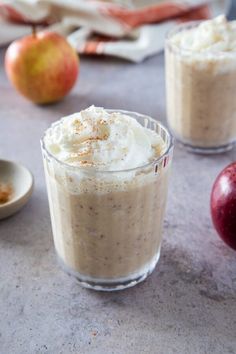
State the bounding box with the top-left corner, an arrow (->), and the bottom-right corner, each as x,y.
32,24 -> 37,37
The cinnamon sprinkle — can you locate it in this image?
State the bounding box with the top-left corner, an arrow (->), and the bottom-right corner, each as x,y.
98,119 -> 108,125
87,135 -> 109,141
79,160 -> 94,166
0,183 -> 13,204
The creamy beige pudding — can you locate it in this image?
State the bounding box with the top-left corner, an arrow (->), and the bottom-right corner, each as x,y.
42,106 -> 173,290
166,15 -> 236,152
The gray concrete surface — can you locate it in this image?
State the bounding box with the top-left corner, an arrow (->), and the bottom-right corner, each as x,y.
1,44 -> 236,354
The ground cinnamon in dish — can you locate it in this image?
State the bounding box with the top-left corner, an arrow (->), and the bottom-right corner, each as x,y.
0,183 -> 13,204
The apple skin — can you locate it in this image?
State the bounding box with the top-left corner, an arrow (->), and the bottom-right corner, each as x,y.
211,162 -> 236,250
5,31 -> 79,104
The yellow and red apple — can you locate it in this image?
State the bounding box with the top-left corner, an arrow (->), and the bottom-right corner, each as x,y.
5,31 -> 79,104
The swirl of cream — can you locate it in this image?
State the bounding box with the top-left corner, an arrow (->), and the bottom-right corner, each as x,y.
44,106 -> 165,171
171,15 -> 236,53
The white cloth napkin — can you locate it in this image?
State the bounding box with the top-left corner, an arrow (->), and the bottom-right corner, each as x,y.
0,0 -> 232,62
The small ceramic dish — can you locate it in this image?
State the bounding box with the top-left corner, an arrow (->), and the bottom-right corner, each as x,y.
0,160 -> 34,220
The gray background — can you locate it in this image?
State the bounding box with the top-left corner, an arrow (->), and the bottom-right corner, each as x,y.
1,4 -> 236,354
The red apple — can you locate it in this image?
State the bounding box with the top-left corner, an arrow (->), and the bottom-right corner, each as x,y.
5,30 -> 79,104
211,162 -> 236,250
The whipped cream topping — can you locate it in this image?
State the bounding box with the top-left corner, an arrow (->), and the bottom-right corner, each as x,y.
170,15 -> 236,53
44,106 -> 166,171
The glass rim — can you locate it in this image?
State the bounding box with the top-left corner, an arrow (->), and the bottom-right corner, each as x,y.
165,19 -> 236,56
40,109 -> 174,175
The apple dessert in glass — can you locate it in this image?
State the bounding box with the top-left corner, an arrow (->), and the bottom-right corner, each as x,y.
41,106 -> 173,291
166,16 -> 236,153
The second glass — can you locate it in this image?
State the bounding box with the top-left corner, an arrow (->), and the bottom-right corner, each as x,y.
165,21 -> 236,154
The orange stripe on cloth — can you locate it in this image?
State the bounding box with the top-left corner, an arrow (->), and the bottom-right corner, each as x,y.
0,3 -> 49,25
178,5 -> 211,22
100,2 -> 190,29
79,34 -> 118,54
81,41 -> 104,55
0,4 -> 27,23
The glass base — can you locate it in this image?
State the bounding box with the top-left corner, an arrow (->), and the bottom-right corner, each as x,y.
177,139 -> 236,154
57,251 -> 161,291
